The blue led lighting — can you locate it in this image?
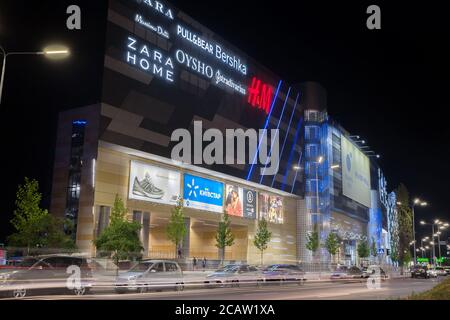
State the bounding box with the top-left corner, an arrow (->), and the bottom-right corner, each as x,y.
259,87 -> 291,184
73,120 -> 87,126
246,80 -> 283,181
290,151 -> 304,194
281,116 -> 304,191
271,92 -> 300,188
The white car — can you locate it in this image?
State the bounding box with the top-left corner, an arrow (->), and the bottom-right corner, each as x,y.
426,268 -> 438,278
204,264 -> 262,287
115,260 -> 184,293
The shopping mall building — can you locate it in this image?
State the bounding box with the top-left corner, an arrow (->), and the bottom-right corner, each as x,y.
49,0 -> 399,266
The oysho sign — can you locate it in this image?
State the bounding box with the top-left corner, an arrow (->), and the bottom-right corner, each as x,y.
176,24 -> 248,76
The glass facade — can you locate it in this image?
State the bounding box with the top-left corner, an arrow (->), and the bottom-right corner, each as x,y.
64,120 -> 87,239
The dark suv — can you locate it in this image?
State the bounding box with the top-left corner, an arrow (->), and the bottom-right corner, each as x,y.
411,266 -> 430,279
0,255 -> 94,298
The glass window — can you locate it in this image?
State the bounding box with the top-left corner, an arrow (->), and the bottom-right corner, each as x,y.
165,263 -> 178,272
152,263 -> 165,272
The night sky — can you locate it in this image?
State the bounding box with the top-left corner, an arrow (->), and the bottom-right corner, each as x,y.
0,1 -> 449,245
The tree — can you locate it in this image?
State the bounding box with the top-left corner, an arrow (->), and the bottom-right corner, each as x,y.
357,240 -> 370,259
395,183 -> 413,268
166,198 -> 187,258
94,195 -> 143,271
305,225 -> 320,255
371,237 -> 378,258
215,212 -> 235,265
8,178 -> 75,254
253,218 -> 272,265
324,232 -> 340,263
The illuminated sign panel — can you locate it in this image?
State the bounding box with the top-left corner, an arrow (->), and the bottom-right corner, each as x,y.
117,0 -> 275,113
259,193 -> 284,224
126,37 -> 174,82
183,174 -> 224,213
129,161 -> 181,205
225,184 -> 256,219
248,77 -> 274,114
341,135 -> 371,207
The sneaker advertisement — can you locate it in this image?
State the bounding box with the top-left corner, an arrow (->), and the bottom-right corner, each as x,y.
128,160 -> 181,205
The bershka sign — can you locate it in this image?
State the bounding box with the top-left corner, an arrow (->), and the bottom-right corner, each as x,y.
122,1 -> 276,113
177,24 -> 248,76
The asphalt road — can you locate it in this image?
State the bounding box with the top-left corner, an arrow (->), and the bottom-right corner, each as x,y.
14,277 -> 443,300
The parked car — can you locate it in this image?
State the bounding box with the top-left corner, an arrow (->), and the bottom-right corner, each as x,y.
260,264 -> 306,285
330,266 -> 363,281
427,268 -> 438,278
443,266 -> 450,276
362,265 -> 388,280
411,266 -> 431,279
0,255 -> 94,298
433,267 -> 448,276
204,264 -> 261,287
114,260 -> 184,293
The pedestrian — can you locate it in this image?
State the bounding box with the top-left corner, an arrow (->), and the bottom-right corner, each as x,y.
193,257 -> 197,270
202,257 -> 207,271
178,248 -> 182,259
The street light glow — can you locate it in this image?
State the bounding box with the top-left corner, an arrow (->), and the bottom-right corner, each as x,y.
42,45 -> 70,60
44,50 -> 69,55
420,221 -> 426,225
420,202 -> 427,206
318,156 -> 324,164
414,198 -> 420,204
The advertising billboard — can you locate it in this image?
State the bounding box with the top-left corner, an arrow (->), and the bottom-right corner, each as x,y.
225,184 -> 257,219
183,174 -> 224,213
129,160 -> 181,205
258,193 -> 284,224
341,136 -> 371,207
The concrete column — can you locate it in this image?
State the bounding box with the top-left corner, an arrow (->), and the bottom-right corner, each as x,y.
142,212 -> 151,257
182,217 -> 191,259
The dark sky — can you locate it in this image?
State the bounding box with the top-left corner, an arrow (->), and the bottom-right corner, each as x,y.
0,0 -> 449,244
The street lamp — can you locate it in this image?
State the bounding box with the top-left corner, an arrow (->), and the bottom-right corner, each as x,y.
0,45 -> 70,104
410,198 -> 427,264
420,219 -> 449,266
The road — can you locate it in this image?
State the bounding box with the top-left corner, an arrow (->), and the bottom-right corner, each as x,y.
11,277 -> 442,300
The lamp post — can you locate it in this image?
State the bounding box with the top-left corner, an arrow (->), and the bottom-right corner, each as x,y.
411,198 -> 427,264
421,219 -> 449,266
0,45 -> 70,104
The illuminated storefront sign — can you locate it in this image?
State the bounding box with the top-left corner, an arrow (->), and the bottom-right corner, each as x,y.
175,49 -> 214,79
248,77 -> 274,114
126,37 -> 175,82
176,24 -> 248,76
135,14 -> 170,39
141,0 -> 174,20
215,70 -> 246,95
183,174 -> 224,213
123,2 -> 278,113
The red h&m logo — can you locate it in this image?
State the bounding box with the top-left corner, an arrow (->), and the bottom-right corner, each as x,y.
247,77 -> 274,114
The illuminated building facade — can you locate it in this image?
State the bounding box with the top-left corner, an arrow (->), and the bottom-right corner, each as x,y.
49,0 -> 398,266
